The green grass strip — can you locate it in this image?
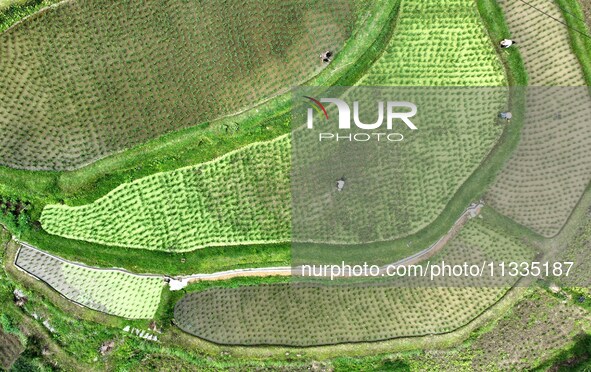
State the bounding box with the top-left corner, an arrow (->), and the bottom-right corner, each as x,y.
0,0 -> 61,33
553,0 -> 591,87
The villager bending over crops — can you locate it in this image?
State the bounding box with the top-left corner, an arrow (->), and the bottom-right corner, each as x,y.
499,111 -> 512,122
500,39 -> 515,48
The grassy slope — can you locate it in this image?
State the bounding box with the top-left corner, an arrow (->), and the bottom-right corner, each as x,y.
555,0 -> 591,87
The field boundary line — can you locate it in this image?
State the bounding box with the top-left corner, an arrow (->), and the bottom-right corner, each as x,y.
14,242 -> 165,279
1,0 -> 72,35
379,203 -> 482,270
12,243 -> 165,319
175,203 -> 483,286
19,202 -> 482,293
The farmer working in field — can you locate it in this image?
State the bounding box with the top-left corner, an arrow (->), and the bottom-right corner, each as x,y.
321,50 -> 333,63
499,111 -> 512,122
336,177 -> 345,191
500,39 -> 515,48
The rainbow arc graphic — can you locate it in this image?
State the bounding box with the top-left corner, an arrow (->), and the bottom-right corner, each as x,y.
303,96 -> 329,119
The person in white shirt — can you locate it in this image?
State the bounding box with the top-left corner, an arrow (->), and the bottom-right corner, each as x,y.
499,112 -> 512,122
336,178 -> 345,191
500,39 -> 515,48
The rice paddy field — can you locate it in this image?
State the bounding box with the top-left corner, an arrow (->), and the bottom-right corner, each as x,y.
41,136 -> 291,251
357,0 -> 506,86
40,0 -> 508,252
486,0 -> 591,237
173,218 -> 533,346
176,285 -> 506,346
41,88 -> 507,251
0,0 -> 354,170
15,244 -> 165,318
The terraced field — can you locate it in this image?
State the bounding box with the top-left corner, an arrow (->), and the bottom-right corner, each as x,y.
174,218 -> 533,346
487,0 -> 591,237
40,0 -> 507,252
358,0 -> 505,86
41,137 -> 291,251
15,244 -> 165,318
177,284 -> 506,346
292,87 -> 506,246
42,89 -> 507,251
497,0 -> 584,86
0,0 -> 354,170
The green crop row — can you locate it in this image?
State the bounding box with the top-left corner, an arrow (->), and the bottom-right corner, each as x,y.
40,0 -> 507,253
15,244 -> 165,318
41,136 -> 291,251
358,0 -> 506,87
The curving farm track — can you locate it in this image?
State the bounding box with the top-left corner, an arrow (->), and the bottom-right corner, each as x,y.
15,203 -> 482,297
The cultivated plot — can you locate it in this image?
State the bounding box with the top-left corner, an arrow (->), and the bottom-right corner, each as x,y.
0,0 -> 354,170
292,87 -> 507,252
15,245 -> 165,318
176,284 -> 506,346
41,137 -> 291,251
486,0 -> 591,237
497,0 -> 585,86
487,88 -> 591,237
357,0 -> 505,87
174,218 -> 533,346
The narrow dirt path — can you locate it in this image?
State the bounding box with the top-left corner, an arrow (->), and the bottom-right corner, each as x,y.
172,203 -> 483,287
14,203 -> 483,291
